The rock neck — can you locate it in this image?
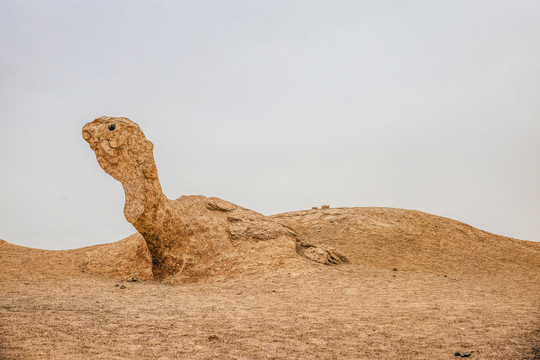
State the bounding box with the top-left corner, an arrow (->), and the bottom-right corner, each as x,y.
120,165 -> 170,239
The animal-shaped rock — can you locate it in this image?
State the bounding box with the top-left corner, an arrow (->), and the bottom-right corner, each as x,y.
83,116 -> 347,283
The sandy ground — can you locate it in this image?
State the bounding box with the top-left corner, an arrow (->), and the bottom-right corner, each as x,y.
1,208 -> 539,359
1,263 -> 539,359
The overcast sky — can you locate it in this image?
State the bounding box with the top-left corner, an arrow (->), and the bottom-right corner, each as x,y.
1,1 -> 539,250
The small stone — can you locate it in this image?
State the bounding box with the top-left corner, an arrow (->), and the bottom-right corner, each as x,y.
304,247 -> 329,264
205,198 -> 236,212
392,267 -> 398,271
115,284 -> 119,287
208,334 -> 220,341
120,285 -> 127,289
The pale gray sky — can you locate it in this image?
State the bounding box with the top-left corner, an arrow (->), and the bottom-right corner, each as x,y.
1,0 -> 539,250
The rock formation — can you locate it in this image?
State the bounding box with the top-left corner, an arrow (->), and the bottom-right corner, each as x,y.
82,116 -> 347,282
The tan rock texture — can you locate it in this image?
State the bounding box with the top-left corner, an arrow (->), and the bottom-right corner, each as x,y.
82,116 -> 347,283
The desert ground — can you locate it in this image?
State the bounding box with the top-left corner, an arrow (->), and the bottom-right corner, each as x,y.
1,207 -> 539,359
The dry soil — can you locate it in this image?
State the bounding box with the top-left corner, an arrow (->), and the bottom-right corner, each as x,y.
1,207 -> 539,359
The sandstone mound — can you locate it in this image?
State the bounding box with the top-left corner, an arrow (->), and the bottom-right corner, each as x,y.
1,206 -> 538,283
0,234 -> 152,282
272,207 -> 540,275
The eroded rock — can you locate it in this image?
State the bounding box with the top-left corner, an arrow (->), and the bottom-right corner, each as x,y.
83,116 -> 348,283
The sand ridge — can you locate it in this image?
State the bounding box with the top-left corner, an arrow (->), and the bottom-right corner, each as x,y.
2,207 -> 538,282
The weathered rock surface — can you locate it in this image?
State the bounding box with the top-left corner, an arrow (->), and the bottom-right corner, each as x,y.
82,116 -> 347,283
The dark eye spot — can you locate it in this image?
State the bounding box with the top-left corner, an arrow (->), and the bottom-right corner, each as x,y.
108,124 -> 116,131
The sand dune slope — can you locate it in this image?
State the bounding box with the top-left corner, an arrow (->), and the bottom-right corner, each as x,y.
272,207 -> 540,276
0,234 -> 152,282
